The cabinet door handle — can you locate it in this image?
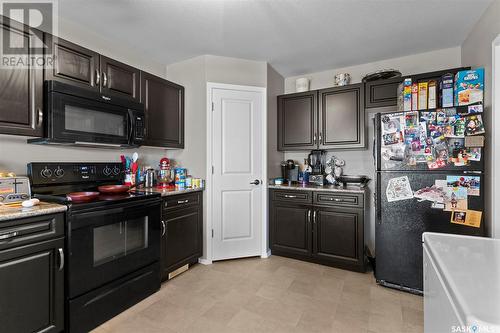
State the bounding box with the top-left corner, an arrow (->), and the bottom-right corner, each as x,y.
307,210 -> 311,224
36,108 -> 43,127
313,134 -> 317,144
177,199 -> 189,204
284,195 -> 297,198
313,211 -> 317,225
102,72 -> 108,87
95,69 -> 100,85
58,248 -> 64,271
319,132 -> 322,143
161,220 -> 166,237
0,231 -> 18,240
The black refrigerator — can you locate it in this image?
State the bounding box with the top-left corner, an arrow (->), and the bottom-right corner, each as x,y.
374,110 -> 485,294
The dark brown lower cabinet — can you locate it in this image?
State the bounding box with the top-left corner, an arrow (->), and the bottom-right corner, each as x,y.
161,192 -> 203,280
0,214 -> 65,333
270,204 -> 312,256
314,207 -> 363,270
269,189 -> 366,272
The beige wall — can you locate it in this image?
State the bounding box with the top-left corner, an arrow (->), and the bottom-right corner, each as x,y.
285,47 -> 462,93
205,55 -> 267,87
57,17 -> 166,77
266,64 -> 285,179
461,0 -> 500,237
283,47 -> 463,251
0,17 -> 171,176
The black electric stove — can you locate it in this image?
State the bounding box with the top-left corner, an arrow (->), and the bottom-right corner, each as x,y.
28,162 -> 161,333
28,162 -> 160,210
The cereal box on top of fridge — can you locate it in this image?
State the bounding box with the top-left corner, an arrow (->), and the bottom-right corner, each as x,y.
418,82 -> 428,110
455,68 -> 484,106
428,80 -> 437,109
411,83 -> 418,111
403,78 -> 412,111
440,73 -> 454,108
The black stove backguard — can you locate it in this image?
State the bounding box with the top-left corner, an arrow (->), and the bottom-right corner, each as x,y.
28,162 -> 123,193
27,162 -> 162,333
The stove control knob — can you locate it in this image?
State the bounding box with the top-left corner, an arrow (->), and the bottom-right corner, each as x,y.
40,167 -> 52,178
112,167 -> 120,176
54,167 -> 65,178
103,166 -> 112,176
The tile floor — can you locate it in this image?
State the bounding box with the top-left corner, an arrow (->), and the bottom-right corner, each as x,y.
92,256 -> 423,333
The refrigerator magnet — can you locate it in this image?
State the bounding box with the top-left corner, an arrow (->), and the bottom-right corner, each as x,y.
443,187 -> 468,212
465,135 -> 485,148
446,175 -> 480,196
450,210 -> 482,228
386,176 -> 414,202
465,115 -> 485,136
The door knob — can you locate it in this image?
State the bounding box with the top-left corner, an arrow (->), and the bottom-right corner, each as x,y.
249,179 -> 260,185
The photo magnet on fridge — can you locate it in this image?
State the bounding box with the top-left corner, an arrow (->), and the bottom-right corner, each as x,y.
443,187 -> 468,212
466,148 -> 481,162
467,104 -> 483,114
446,175 -> 480,196
450,210 -> 482,228
465,115 -> 485,136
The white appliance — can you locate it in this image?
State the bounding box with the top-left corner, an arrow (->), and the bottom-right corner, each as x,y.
423,232 -> 500,333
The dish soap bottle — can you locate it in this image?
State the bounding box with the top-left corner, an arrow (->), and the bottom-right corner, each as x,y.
303,159 -> 312,184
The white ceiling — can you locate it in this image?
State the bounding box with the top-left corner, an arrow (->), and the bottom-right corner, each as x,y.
58,0 -> 492,77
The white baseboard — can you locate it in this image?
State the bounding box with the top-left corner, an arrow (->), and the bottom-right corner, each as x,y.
198,258 -> 213,265
261,250 -> 271,259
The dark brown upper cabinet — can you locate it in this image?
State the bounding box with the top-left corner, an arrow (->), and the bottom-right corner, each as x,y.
44,35 -> 100,91
0,16 -> 43,137
364,77 -> 402,108
277,83 -> 365,151
141,72 -> 185,148
101,56 -> 140,101
319,84 -> 365,149
277,91 -> 317,151
45,36 -> 140,101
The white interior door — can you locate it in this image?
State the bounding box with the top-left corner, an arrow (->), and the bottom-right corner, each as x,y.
211,86 -> 264,260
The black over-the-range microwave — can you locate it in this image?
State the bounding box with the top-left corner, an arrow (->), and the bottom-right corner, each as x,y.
28,81 -> 145,148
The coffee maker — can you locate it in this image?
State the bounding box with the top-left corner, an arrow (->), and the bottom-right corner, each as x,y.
281,160 -> 299,182
307,150 -> 326,185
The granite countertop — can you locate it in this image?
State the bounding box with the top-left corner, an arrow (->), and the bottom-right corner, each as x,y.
0,202 -> 67,222
136,187 -> 204,197
268,183 -> 367,194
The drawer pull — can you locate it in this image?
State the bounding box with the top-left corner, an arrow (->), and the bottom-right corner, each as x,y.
177,199 -> 189,204
0,231 -> 18,240
284,195 -> 297,198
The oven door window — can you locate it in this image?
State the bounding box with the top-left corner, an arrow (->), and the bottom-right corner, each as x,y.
93,217 -> 148,266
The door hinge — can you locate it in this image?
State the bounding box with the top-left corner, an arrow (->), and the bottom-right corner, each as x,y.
211,229 -> 214,238
211,102 -> 214,111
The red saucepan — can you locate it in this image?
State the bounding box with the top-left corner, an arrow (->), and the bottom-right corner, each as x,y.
97,182 -> 144,194
67,191 -> 100,203
97,185 -> 130,194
